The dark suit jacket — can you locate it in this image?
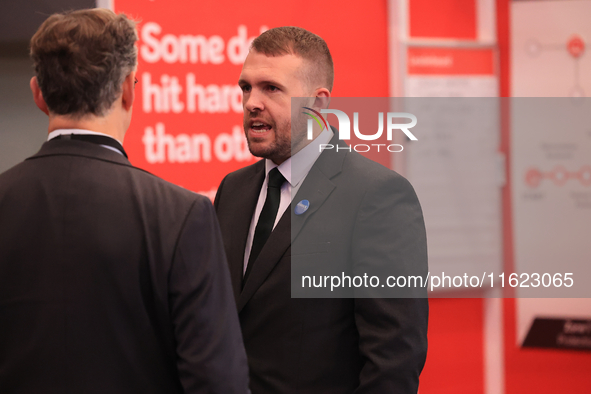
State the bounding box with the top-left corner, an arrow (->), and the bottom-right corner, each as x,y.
214,134 -> 428,393
0,139 -> 249,393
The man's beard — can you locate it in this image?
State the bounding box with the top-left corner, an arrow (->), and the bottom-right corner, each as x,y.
243,117 -> 292,164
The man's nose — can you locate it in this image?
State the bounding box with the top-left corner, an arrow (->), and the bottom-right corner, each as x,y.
244,89 -> 264,113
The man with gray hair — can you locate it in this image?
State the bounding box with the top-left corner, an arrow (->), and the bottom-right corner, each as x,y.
0,9 -> 248,393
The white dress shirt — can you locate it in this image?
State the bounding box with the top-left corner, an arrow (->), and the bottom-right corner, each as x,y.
48,129 -> 124,156
242,127 -> 334,274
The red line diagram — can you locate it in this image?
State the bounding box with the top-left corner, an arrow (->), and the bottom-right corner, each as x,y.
526,34 -> 586,97
526,165 -> 591,188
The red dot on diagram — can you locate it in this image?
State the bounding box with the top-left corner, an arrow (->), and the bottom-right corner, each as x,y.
525,168 -> 542,188
525,166 -> 591,188
567,35 -> 585,58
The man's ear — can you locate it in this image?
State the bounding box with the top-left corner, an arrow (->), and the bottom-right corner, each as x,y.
121,71 -> 136,112
30,77 -> 49,116
313,87 -> 331,110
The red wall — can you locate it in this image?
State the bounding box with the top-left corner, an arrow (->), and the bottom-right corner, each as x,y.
420,298 -> 485,394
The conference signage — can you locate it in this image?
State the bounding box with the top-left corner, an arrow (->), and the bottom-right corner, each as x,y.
113,1 -> 269,200
112,0 -> 392,198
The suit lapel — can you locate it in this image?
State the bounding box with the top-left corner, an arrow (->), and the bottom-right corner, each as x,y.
225,162 -> 265,302
291,132 -> 347,243
290,166 -> 335,244
237,133 -> 347,311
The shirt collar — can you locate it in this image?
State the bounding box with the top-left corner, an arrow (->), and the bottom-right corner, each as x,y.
48,129 -> 122,144
47,129 -> 124,156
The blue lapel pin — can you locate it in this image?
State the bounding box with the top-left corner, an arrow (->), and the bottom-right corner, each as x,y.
294,200 -> 310,215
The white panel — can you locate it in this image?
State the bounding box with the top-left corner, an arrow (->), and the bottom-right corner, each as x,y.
404,98 -> 504,282
511,1 -> 591,97
477,0 -> 497,44
512,1 -> 591,342
96,0 -> 114,11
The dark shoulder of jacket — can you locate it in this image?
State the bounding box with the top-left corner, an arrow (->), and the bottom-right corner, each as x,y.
123,164 -> 211,207
0,159 -> 32,186
340,149 -> 411,189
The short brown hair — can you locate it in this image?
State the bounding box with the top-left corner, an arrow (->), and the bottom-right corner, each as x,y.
30,9 -> 138,117
251,26 -> 334,92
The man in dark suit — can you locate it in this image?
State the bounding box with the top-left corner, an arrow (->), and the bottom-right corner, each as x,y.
0,9 -> 248,393
214,27 -> 428,393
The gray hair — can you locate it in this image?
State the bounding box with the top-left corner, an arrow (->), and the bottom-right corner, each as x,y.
30,8 -> 138,117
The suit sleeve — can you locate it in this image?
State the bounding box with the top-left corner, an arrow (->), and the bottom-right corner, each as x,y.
168,196 -> 249,394
351,174 -> 429,394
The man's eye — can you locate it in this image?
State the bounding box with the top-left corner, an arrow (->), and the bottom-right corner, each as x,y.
267,85 -> 279,92
240,85 -> 251,92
